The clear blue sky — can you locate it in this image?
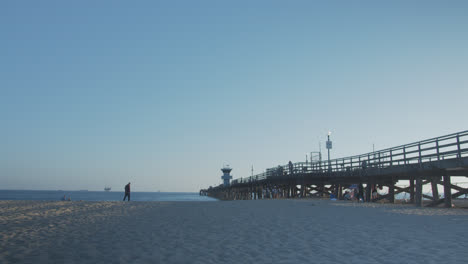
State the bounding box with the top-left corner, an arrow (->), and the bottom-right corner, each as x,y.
1,1 -> 467,192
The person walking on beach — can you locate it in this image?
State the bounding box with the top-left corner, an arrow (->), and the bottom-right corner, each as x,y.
123,182 -> 131,201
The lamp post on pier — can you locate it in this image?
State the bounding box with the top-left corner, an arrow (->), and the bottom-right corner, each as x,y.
326,131 -> 332,172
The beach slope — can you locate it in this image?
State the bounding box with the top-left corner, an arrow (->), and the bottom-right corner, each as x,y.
1,199 -> 468,263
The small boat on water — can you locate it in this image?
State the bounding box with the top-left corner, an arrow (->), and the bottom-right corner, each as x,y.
104,187 -> 111,191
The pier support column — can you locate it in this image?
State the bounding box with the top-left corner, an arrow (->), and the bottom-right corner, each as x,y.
443,175 -> 452,208
389,181 -> 395,204
415,177 -> 423,207
431,177 -> 440,201
365,183 -> 371,202
409,177 -> 415,204
338,184 -> 343,200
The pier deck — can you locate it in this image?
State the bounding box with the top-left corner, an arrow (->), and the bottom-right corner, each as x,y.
202,131 -> 468,207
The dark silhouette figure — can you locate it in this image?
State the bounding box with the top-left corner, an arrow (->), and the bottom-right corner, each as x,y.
358,183 -> 365,202
123,182 -> 131,201
361,160 -> 367,170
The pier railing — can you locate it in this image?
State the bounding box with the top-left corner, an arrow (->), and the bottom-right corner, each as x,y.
231,130 -> 468,185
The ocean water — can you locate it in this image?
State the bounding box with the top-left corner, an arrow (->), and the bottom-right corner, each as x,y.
0,190 -> 218,202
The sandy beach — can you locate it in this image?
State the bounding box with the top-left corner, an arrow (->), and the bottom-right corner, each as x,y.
1,199 -> 468,264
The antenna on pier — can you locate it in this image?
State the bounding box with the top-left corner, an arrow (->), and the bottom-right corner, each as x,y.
251,165 -> 254,177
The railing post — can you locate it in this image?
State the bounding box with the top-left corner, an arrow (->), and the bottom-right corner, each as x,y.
403,146 -> 407,166
390,150 -> 393,166
378,152 -> 381,168
418,143 -> 421,165
457,134 -> 461,159
436,139 -> 440,161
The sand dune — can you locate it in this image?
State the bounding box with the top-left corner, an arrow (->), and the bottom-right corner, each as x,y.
1,199 -> 468,263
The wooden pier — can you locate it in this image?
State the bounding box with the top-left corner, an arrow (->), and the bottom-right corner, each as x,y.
202,131 -> 468,207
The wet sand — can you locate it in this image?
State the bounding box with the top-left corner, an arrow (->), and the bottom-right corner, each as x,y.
1,199 -> 468,263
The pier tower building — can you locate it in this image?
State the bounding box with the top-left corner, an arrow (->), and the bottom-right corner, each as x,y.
221,165 -> 232,187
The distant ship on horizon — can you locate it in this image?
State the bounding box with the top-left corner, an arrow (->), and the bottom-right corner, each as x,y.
104,187 -> 111,192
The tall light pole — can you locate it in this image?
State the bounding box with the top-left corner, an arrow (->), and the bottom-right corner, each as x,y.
326,131 -> 332,172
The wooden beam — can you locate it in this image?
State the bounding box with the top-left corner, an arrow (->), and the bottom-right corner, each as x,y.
372,193 -> 389,202
433,180 -> 467,193
422,193 -> 434,200
424,178 -> 468,207
426,189 -> 468,207
394,185 -> 434,200
394,185 -> 411,193
308,185 -> 332,196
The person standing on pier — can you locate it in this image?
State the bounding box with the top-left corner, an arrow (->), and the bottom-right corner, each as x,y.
123,182 -> 131,201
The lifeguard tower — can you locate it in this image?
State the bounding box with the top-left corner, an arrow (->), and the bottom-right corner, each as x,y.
221,165 -> 233,187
